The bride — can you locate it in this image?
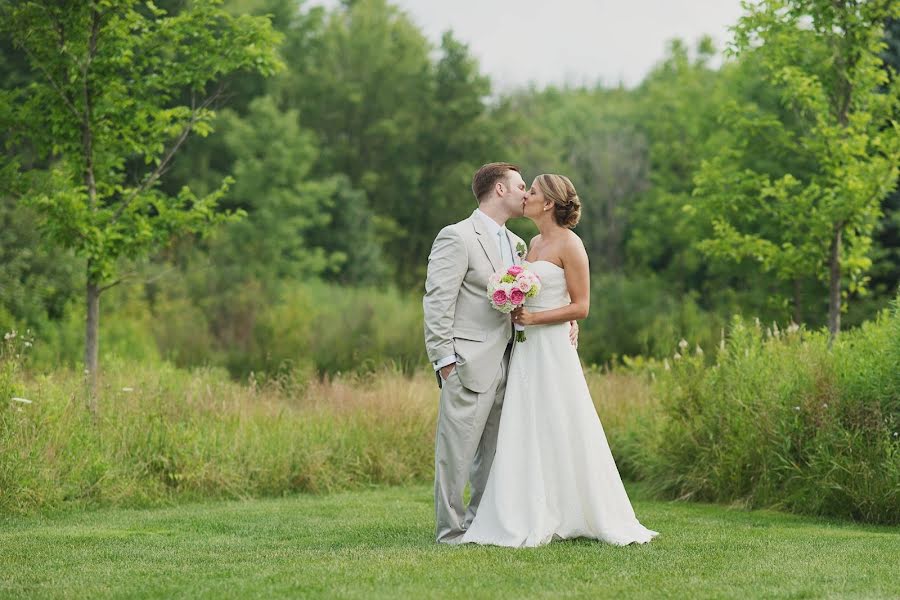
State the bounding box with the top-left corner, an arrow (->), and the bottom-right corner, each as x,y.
461,174 -> 659,548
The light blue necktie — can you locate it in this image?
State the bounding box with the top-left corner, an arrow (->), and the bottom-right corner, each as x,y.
498,228 -> 513,267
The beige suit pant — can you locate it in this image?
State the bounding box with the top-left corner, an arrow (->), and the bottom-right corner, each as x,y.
434,344 -> 511,544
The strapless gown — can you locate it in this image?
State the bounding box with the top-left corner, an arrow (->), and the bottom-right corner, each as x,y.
461,260 -> 659,547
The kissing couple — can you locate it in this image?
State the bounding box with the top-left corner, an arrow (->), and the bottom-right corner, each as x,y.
423,162 -> 659,547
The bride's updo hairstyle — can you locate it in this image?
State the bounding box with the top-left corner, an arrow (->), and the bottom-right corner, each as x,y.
536,174 -> 581,229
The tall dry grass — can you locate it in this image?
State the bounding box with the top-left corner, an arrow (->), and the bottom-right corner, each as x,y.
586,369 -> 658,480
0,352 -> 650,515
1,360 -> 432,513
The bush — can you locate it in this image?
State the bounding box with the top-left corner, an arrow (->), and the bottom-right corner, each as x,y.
579,273 -> 724,365
249,281 -> 426,377
17,278 -> 428,380
631,299 -> 900,525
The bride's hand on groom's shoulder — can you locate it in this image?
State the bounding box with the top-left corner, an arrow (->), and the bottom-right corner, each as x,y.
569,320 -> 579,348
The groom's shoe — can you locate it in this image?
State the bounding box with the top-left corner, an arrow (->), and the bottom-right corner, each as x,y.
436,533 -> 465,545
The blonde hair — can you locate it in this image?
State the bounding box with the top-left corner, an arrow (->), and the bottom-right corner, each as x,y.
535,174 -> 581,228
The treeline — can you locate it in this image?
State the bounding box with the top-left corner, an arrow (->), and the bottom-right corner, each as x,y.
1,0 -> 898,376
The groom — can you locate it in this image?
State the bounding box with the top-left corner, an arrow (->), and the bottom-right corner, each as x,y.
423,163 -> 579,544
423,162 -> 527,544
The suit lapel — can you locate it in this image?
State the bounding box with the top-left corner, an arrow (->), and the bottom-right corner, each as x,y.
471,210 -> 503,272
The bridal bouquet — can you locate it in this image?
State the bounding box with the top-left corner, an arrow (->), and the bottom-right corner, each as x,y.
487,264 -> 542,342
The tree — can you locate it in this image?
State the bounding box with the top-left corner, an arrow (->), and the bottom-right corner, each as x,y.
868,17 -> 900,308
693,0 -> 900,340
0,0 -> 282,407
626,38 -> 729,289
279,1 -> 505,285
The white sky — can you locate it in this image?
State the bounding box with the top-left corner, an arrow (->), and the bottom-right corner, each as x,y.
310,0 -> 747,89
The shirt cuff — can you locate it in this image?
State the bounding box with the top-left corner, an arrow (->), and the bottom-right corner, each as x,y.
433,354 -> 458,371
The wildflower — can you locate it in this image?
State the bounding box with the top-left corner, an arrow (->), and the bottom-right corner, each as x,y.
673,352 -> 682,361
11,397 -> 31,404
893,432 -> 898,438
3,330 -> 15,341
695,344 -> 703,356
122,387 -> 134,392
822,403 -> 828,409
773,322 -> 780,337
663,358 -> 671,371
754,317 -> 761,329
787,322 -> 800,334
678,339 -> 688,351
24,341 -> 32,348
793,406 -> 801,411
766,327 -> 772,338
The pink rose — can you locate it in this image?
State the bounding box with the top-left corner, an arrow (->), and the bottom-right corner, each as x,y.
510,289 -> 525,305
507,265 -> 524,276
492,289 -> 508,305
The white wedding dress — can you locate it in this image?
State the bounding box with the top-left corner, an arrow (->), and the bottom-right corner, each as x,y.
461,260 -> 659,548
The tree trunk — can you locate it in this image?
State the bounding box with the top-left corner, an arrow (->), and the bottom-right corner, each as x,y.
85,273 -> 100,413
827,226 -> 842,345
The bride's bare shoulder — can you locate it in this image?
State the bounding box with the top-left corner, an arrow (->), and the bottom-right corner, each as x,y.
563,230 -> 586,250
561,231 -> 588,264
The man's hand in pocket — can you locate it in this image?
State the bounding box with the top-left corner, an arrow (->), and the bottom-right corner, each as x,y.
440,363 -> 456,381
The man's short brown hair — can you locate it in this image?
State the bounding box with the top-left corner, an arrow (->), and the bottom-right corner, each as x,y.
472,162 -> 520,202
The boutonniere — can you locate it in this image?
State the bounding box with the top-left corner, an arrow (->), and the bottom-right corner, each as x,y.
516,241 -> 527,260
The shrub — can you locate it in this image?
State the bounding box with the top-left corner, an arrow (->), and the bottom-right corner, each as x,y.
632,299 -> 900,524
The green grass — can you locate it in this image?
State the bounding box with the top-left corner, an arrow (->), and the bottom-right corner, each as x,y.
1,484 -> 897,599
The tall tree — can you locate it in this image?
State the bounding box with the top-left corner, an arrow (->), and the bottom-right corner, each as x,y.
626,38 -> 728,289
0,0 -> 282,407
280,0 -> 504,285
694,0 -> 900,340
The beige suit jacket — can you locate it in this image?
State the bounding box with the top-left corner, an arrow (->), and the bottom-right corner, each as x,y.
423,209 -> 525,393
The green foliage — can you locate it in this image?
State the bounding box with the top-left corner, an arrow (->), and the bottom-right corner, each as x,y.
693,0 -> 900,328
579,274 -> 724,365
3,0 -> 900,382
1,0 -> 284,283
632,299 -> 900,524
280,0 -> 504,285
626,38 -> 727,285
11,277 -> 426,379
108,278 -> 423,378
0,199 -> 80,327
201,95 -> 345,282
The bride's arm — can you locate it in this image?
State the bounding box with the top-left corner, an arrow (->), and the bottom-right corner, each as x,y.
514,236 -> 590,327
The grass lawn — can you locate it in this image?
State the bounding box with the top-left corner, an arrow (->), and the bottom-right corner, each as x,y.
1,483 -> 897,599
